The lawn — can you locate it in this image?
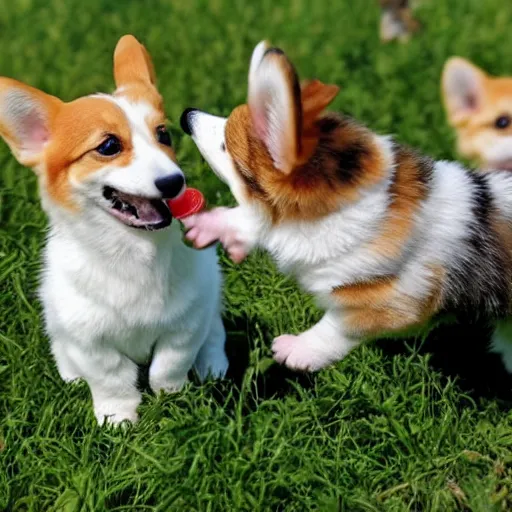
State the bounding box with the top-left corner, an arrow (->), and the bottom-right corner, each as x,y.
1,0 -> 512,510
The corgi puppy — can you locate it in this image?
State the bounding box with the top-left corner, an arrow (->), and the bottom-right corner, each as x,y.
0,35 -> 228,426
180,41 -> 512,375
379,0 -> 422,43
442,57 -> 512,171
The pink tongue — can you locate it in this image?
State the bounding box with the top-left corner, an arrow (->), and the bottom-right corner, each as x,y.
167,188 -> 206,219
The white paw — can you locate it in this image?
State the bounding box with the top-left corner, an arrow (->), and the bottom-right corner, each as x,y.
149,375 -> 188,395
61,374 -> 82,385
183,208 -> 249,263
183,208 -> 229,249
94,398 -> 140,427
194,351 -> 229,381
272,334 -> 333,372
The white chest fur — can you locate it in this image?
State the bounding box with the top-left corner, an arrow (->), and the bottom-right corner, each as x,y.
40,217 -> 221,364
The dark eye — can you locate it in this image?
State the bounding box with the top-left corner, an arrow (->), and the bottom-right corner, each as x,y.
495,115 -> 511,129
220,142 -> 226,152
156,125 -> 172,146
96,135 -> 122,156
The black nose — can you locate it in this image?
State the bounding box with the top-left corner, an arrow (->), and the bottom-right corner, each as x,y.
180,108 -> 199,135
154,174 -> 185,199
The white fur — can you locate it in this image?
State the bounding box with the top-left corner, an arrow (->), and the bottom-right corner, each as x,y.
185,107 -> 512,374
38,94 -> 228,426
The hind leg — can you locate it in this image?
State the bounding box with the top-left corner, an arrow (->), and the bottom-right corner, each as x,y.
490,318 -> 512,372
193,314 -> 229,380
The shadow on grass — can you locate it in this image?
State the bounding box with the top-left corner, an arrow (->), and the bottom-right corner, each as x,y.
223,314 -> 316,401
375,318 -> 512,404
135,313 -> 315,407
223,312 -> 512,407
138,312 -> 512,409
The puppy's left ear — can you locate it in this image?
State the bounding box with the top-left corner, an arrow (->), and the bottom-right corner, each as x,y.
248,43 -> 302,174
113,34 -> 156,88
442,57 -> 487,126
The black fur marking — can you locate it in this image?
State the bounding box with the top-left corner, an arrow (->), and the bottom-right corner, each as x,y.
443,172 -> 511,320
394,142 -> 435,187
263,47 -> 285,57
331,143 -> 369,184
417,156 -> 434,186
317,115 -> 340,135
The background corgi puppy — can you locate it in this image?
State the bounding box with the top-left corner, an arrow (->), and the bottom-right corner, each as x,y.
0,35 -> 228,426
442,57 -> 512,171
180,41 -> 512,375
379,0 -> 422,43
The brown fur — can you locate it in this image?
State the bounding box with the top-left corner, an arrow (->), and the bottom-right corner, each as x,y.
334,265 -> 444,338
226,109 -> 389,223
366,145 -> 433,260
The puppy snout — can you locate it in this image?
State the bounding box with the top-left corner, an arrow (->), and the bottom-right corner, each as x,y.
180,108 -> 200,135
154,173 -> 185,199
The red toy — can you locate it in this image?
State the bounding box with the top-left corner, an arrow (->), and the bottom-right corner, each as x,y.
167,187 -> 205,219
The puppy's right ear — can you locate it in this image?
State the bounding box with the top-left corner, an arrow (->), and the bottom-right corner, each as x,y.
0,78 -> 61,167
113,34 -> 156,89
442,57 -> 487,126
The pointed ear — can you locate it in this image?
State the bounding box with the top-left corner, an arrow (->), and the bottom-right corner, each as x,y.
0,77 -> 61,167
248,45 -> 302,173
442,57 -> 487,125
297,79 -> 340,163
248,40 -> 270,86
113,34 -> 156,89
300,79 -> 339,120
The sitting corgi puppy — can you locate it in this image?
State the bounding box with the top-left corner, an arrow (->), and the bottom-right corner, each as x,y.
442,57 -> 512,171
180,41 -> 512,375
0,35 -> 228,426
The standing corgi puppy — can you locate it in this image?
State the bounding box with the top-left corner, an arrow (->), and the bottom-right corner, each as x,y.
0,35 -> 228,426
180,41 -> 512,375
442,57 -> 512,171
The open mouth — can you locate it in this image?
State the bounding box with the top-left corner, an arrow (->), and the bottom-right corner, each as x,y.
102,186 -> 172,230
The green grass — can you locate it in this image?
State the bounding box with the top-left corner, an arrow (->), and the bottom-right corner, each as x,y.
1,0 -> 512,510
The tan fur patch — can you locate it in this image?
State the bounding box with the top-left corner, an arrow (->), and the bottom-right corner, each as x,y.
366,145 -> 432,260
334,265 -> 445,338
44,97 -> 134,208
226,108 -> 388,223
114,83 -> 164,114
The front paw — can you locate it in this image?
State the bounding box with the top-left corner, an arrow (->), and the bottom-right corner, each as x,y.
94,398 -> 140,427
272,334 -> 331,372
182,207 -> 229,249
149,375 -> 188,395
183,208 -> 249,262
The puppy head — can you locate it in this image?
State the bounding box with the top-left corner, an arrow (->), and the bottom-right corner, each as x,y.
442,57 -> 512,170
0,34 -> 184,231
181,41 -> 347,221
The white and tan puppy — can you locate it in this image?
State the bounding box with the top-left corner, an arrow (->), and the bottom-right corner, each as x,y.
0,35 -> 228,425
180,41 -> 512,375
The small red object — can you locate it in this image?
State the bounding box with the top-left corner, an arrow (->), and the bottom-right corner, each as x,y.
167,187 -> 205,219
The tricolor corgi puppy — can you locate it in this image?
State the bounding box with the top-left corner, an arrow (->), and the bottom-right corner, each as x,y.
0,35 -> 228,426
180,41 -> 512,375
442,57 -> 512,171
